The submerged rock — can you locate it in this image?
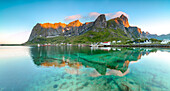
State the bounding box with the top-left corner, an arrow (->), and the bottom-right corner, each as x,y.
53,84 -> 58,88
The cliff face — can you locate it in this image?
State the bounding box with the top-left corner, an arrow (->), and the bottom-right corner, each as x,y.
28,14 -> 145,42
93,14 -> 107,29
107,15 -> 143,39
128,27 -> 143,38
66,20 -> 82,27
120,14 -> 130,28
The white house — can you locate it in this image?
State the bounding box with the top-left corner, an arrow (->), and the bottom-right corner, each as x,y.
140,40 -> 152,44
112,41 -> 116,43
145,40 -> 152,44
100,41 -> 111,46
161,39 -> 170,44
37,44 -> 40,47
117,48 -> 121,51
67,44 -> 72,46
112,48 -> 116,51
117,40 -> 121,43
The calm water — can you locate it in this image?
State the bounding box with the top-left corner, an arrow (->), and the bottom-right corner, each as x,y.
0,46 -> 170,91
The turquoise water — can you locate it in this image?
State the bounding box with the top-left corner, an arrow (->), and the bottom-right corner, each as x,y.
0,46 -> 170,91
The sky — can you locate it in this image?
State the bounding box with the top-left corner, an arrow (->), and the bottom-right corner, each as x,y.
0,0 -> 170,44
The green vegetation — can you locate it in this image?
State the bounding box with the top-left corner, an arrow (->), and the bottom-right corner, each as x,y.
26,36 -> 66,44
149,38 -> 162,43
107,19 -> 117,28
125,38 -> 162,44
26,28 -> 130,44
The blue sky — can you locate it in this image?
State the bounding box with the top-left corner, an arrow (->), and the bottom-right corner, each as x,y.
0,0 -> 170,44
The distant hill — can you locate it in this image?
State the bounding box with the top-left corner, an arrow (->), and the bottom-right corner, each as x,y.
26,14 -> 146,44
146,33 -> 170,40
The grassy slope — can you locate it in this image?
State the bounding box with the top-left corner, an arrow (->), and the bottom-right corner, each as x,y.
26,28 -> 130,44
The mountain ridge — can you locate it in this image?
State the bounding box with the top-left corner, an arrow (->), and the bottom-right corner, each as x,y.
27,14 -> 147,43
146,33 -> 170,40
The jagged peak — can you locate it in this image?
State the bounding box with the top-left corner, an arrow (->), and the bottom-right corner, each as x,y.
96,14 -> 106,20
146,31 -> 149,35
93,14 -> 107,29
67,19 -> 82,27
74,19 -> 80,22
99,14 -> 105,17
120,14 -> 129,27
38,19 -> 83,29
120,14 -> 127,19
39,22 -> 66,29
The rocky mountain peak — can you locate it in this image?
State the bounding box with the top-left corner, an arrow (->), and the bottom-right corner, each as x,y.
120,14 -> 127,18
66,20 -> 82,27
120,14 -> 130,28
40,22 -> 66,29
54,22 -> 67,28
28,13 -> 145,42
93,14 -> 107,28
146,31 -> 149,35
137,28 -> 142,34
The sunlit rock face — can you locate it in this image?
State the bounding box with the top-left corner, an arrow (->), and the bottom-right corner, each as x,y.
28,23 -> 65,41
66,20 -> 82,27
40,22 -> 67,29
107,17 -> 124,30
128,27 -> 143,38
120,14 -> 130,28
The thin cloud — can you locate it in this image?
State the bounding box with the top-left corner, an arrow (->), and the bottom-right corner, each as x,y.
105,11 -> 129,19
112,11 -> 129,18
64,14 -> 82,22
81,12 -> 100,20
88,12 -> 101,19
64,11 -> 129,22
85,11 -> 129,20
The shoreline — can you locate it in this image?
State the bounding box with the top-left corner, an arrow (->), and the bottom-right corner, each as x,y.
0,44 -> 170,48
102,44 -> 170,48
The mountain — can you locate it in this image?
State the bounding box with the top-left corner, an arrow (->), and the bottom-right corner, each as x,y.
146,33 -> 170,40
27,14 -> 146,44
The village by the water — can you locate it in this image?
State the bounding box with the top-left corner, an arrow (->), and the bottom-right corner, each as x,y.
37,39 -> 170,48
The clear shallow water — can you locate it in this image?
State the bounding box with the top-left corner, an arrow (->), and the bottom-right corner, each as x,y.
0,46 -> 170,91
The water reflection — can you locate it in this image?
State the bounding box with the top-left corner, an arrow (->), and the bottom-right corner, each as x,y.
1,46 -> 170,90
30,46 -> 157,76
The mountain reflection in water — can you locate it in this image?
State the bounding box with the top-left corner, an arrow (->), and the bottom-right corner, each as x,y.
30,46 -> 157,77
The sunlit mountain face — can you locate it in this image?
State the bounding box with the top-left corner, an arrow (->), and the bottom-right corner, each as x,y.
30,46 -> 156,76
